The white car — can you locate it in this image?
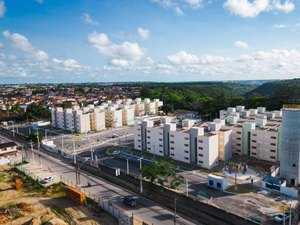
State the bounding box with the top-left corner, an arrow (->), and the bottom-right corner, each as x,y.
273,213 -> 293,223
42,176 -> 53,184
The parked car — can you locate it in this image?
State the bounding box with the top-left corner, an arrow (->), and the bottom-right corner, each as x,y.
123,196 -> 136,207
112,133 -> 119,138
273,212 -> 293,223
41,176 -> 53,184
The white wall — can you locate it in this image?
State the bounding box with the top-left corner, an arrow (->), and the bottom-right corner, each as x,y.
169,131 -> 190,163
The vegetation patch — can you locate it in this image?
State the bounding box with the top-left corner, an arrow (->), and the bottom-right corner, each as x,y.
226,185 -> 253,194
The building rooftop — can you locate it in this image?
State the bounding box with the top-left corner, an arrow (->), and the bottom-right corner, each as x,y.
0,142 -> 17,149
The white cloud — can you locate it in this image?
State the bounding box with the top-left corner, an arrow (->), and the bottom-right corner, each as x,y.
35,0 -> 44,4
223,0 -> 295,18
168,50 -> 199,64
149,0 -> 203,16
181,0 -> 202,8
175,6 -> 184,15
0,0 -> 6,18
52,58 -> 82,70
81,13 -> 99,25
88,32 -> 109,46
272,0 -> 294,13
235,40 -> 249,48
88,31 -> 147,67
272,24 -> 288,29
3,30 -> 49,61
138,27 -> 150,39
0,42 -> 3,48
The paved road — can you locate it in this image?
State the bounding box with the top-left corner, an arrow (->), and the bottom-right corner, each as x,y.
0,133 -> 202,225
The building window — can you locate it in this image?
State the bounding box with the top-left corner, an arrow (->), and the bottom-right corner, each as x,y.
252,140 -> 256,143
199,154 -> 203,157
171,153 -> 174,156
185,157 -> 189,160
159,138 -> 163,141
159,151 -> 163,153
198,140 -> 203,143
184,144 -> 189,147
159,132 -> 163,135
198,147 -> 203,150
171,141 -> 174,144
147,148 -> 151,150
252,133 -> 257,136
236,143 -> 241,146
170,135 -> 174,137
147,136 -> 151,139
270,149 -> 276,153
138,140 -> 141,142
237,138 -> 241,140
138,145 -> 141,148
236,150 -> 241,152
270,156 -> 276,159
138,134 -> 141,137
209,180 -> 213,186
237,132 -> 241,134
252,152 -> 256,155
147,142 -> 150,144
293,164 -> 296,167
147,130 -> 151,133
171,147 -> 174,150
159,144 -> 163,147
198,161 -> 203,164
271,143 -> 276,146
184,150 -> 189,153
271,136 -> 276,139
184,137 -> 189,140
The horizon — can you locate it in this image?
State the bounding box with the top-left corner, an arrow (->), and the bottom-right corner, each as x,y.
0,0 -> 300,83
0,78 -> 292,86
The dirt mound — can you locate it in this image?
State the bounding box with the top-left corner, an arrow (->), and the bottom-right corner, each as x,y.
45,218 -> 68,225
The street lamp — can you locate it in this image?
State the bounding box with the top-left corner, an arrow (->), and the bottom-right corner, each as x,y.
75,157 -> 89,187
174,198 -> 177,225
139,156 -> 143,194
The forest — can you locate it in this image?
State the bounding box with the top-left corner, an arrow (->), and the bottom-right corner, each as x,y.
139,79 -> 300,120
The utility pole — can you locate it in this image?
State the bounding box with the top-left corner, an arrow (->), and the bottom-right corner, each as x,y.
73,139 -> 76,164
174,198 -> 177,225
126,158 -> 129,174
235,165 -> 238,190
289,203 -> 291,225
139,156 -> 143,194
61,135 -> 64,153
30,142 -> 35,164
283,205 -> 285,225
186,178 -> 189,197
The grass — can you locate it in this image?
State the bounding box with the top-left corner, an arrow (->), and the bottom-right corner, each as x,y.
0,173 -> 6,182
226,185 -> 254,194
106,147 -> 118,155
10,168 -> 66,198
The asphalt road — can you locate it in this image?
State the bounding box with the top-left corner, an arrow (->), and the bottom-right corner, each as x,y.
1,133 -> 202,225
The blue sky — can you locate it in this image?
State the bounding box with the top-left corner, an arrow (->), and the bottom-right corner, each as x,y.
0,0 -> 300,83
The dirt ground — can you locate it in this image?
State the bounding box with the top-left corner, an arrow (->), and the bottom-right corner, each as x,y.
0,165 -> 118,225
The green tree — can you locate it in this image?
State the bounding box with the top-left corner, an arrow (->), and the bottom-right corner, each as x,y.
141,160 -> 184,189
61,101 -> 73,109
26,103 -> 51,120
26,132 -> 43,143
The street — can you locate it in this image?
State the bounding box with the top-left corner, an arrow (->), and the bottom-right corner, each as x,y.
4,133 -> 202,225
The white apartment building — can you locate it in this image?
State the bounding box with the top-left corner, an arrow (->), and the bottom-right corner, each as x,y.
134,117 -> 222,169
51,106 -> 104,133
52,98 -> 163,133
134,105 -> 283,169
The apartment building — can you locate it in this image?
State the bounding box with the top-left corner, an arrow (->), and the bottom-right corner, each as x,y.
52,97 -> 163,133
220,106 -> 282,162
51,106 -> 104,133
134,117 -> 222,169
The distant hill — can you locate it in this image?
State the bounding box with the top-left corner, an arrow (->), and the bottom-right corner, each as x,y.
244,78 -> 300,97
